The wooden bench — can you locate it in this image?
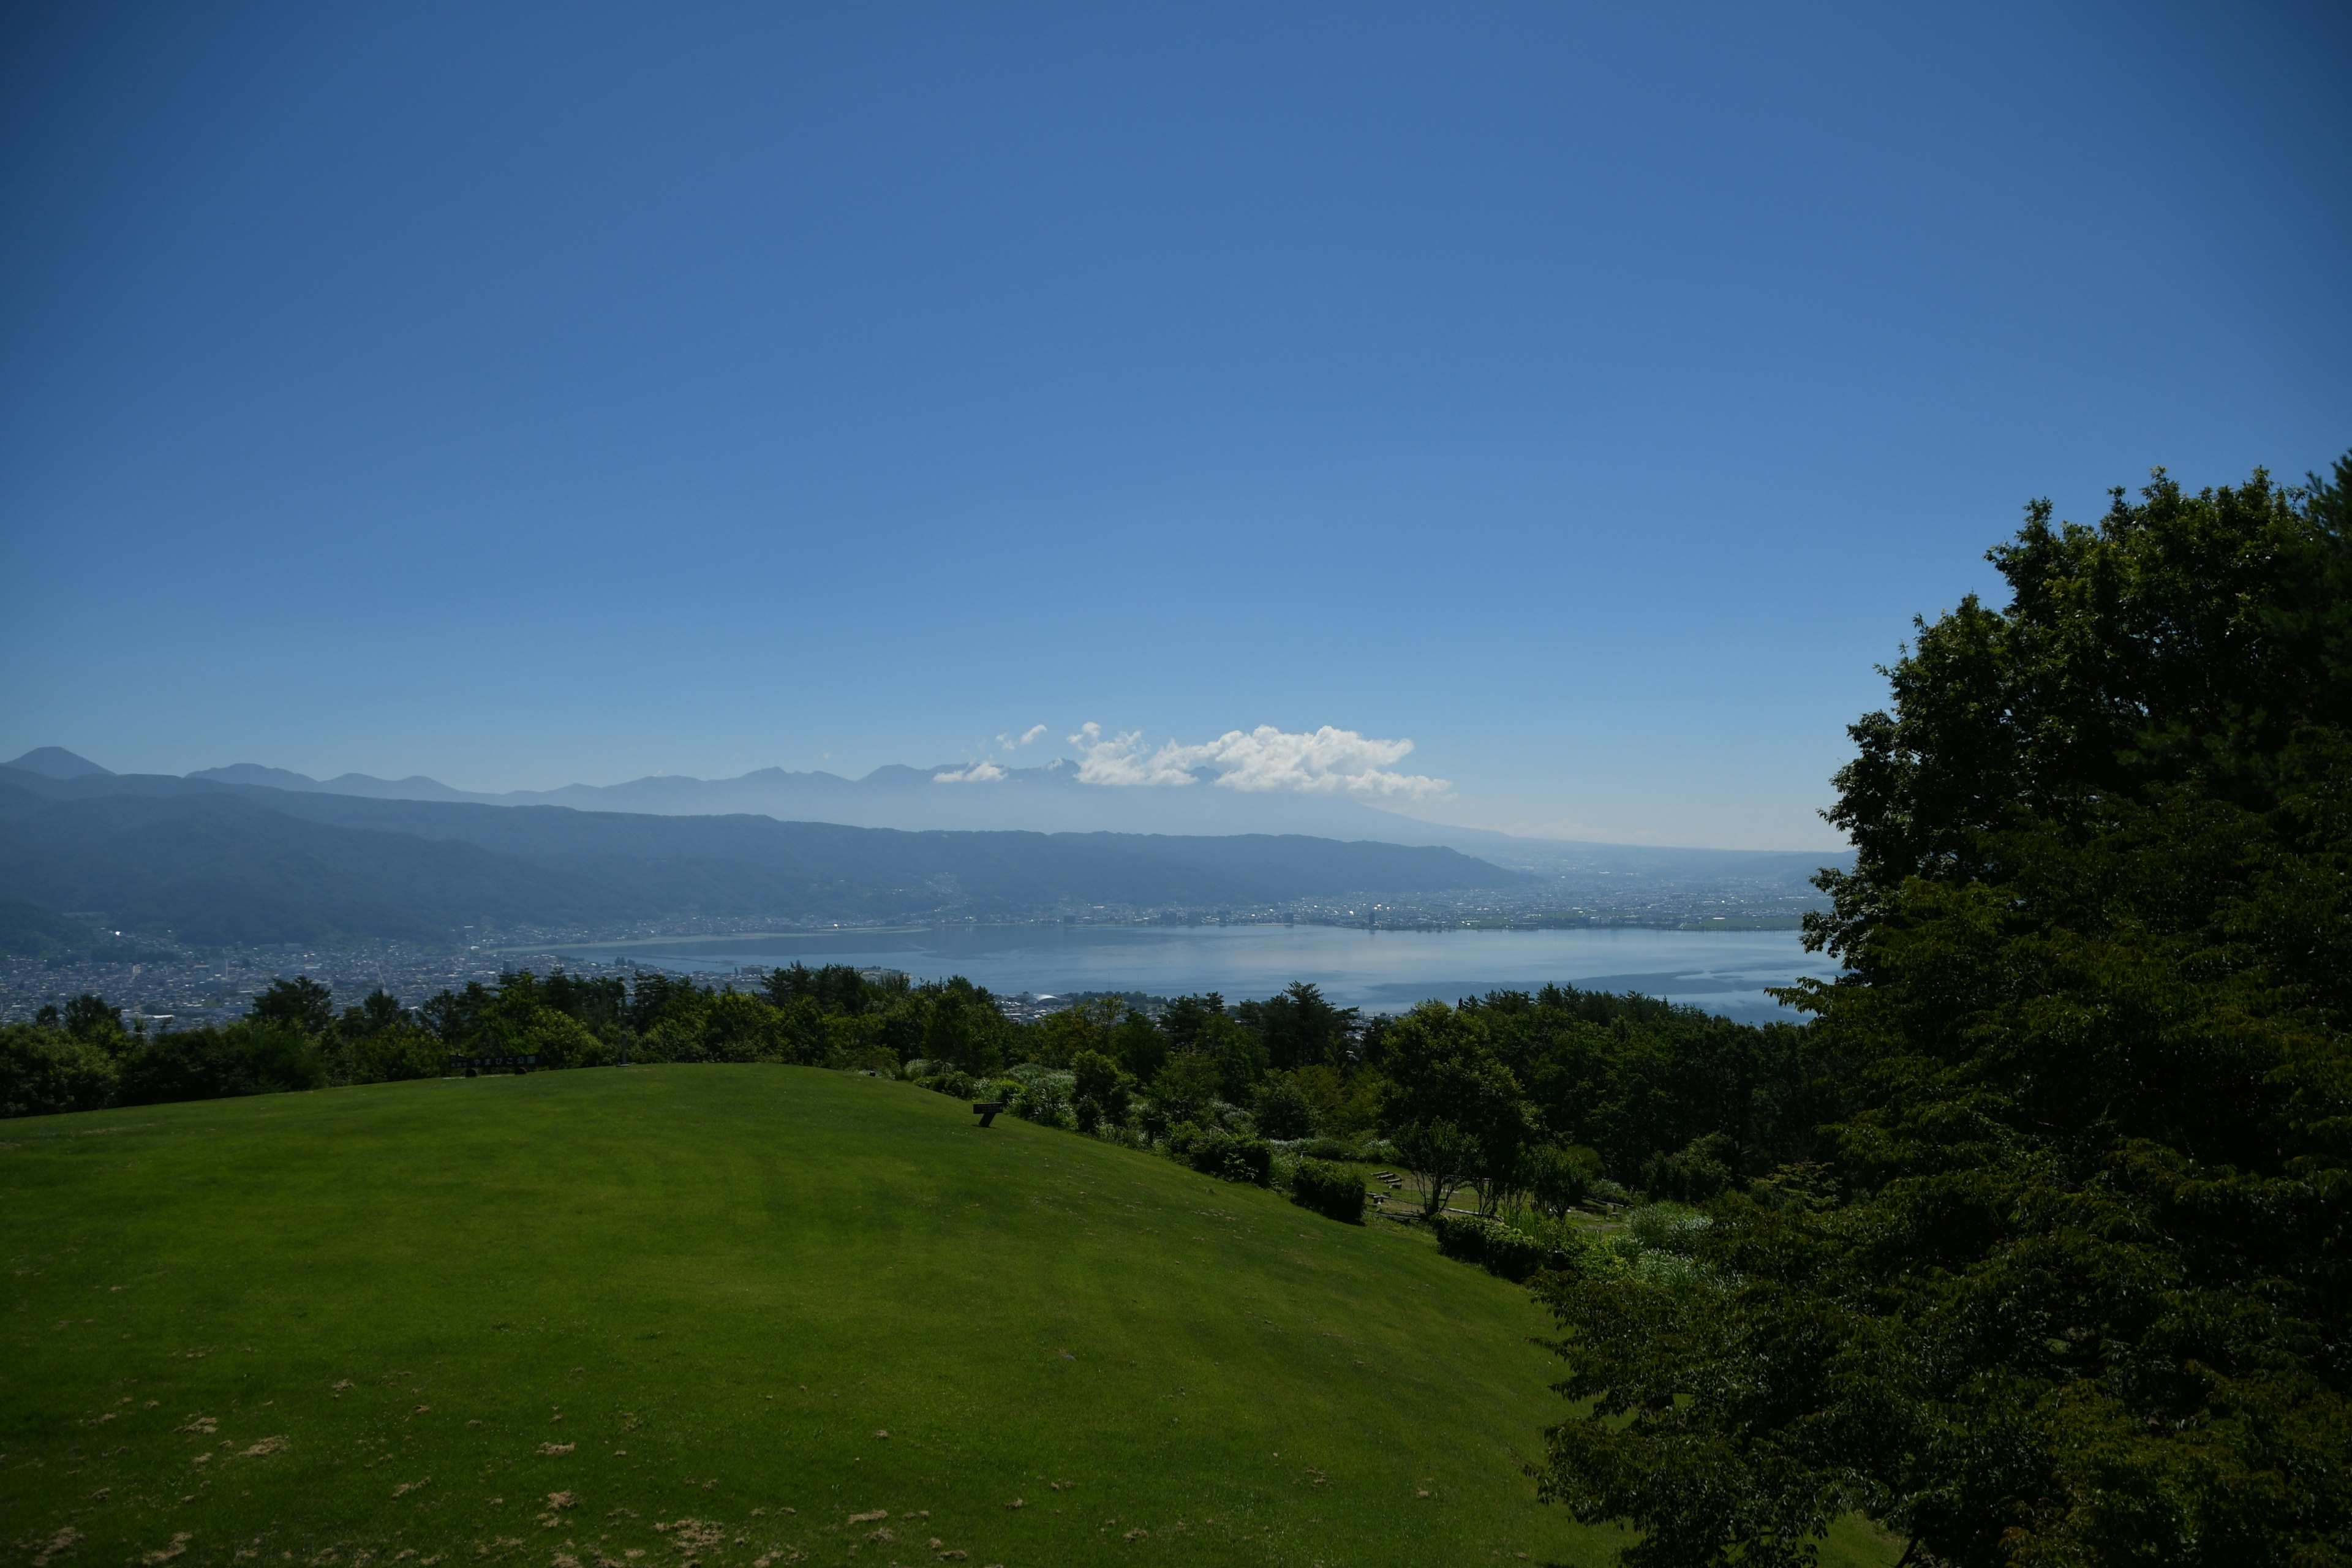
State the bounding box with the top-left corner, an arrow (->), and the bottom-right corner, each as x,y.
972,1101 -> 1008,1128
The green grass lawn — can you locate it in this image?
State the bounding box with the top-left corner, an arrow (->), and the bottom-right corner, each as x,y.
1,1067 -> 1896,1568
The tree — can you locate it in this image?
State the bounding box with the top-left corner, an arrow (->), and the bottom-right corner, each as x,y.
1071,1049 -> 1131,1131
0,1023 -> 119,1116
1150,1050 -> 1226,1129
1379,1002 -> 1535,1215
1253,1074 -> 1315,1139
1391,1119 -> 1478,1218
919,978 -> 1010,1074
1523,1142 -> 1603,1218
763,962 -> 881,1017
354,987 -> 408,1033
119,1022 -> 325,1104
1030,997 -> 1118,1068
1536,458 -> 2352,1568
62,992 -> 125,1045
1240,981 -> 1360,1071
249,975 -> 333,1036
1109,1007 -> 1168,1084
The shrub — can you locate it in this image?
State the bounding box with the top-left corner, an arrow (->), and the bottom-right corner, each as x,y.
0,1023 -> 119,1117
1008,1065 -> 1075,1127
1071,1048 -> 1131,1132
1624,1202 -> 1710,1256
1011,1088 -> 1066,1125
341,1027 -> 448,1084
118,1023 -> 325,1106
1289,1159 -> 1366,1224
1294,1134 -> 1359,1161
1253,1076 -> 1316,1140
917,1069 -> 976,1099
1523,1142 -> 1605,1216
1430,1211 -> 1548,1283
1169,1125 -> 1272,1186
1547,1215 -> 1725,1293
1640,1133 -> 1734,1203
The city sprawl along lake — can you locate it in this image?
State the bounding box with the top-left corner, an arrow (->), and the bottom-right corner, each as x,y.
545,922 -> 1838,1022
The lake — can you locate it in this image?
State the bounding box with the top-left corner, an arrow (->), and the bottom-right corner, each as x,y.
543,924 -> 1838,1022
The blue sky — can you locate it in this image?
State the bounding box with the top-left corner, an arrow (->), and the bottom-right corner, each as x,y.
2,2 -> 2346,849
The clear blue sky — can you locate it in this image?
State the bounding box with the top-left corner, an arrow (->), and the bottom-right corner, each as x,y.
3,2 -> 2346,849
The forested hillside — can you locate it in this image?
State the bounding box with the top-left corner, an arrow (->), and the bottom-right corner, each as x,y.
1533,461 -> 2352,1566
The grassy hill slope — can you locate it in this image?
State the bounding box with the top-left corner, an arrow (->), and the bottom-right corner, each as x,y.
0,1069 -> 1893,1567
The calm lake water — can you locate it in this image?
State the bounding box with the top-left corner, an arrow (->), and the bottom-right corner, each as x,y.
545,924 -> 1838,1022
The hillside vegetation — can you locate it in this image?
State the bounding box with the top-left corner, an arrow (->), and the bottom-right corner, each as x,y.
0,1067 -> 1896,1567
1535,461 -> 2352,1565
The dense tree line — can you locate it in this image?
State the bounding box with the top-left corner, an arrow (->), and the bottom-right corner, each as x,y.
1,948 -> 1840,1221
1534,458 -> 2352,1567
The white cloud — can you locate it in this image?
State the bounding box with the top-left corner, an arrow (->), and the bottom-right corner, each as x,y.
933,760 -> 1007,783
1066,725 -> 1198,787
997,723 -> 1049,753
1065,722 -> 1450,801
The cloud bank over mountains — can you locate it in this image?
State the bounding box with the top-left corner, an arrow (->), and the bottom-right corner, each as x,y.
1060,723 -> 1451,800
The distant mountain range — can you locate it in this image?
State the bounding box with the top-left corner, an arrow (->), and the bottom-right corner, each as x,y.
0,759 -> 1528,948
156,752 -> 1843,889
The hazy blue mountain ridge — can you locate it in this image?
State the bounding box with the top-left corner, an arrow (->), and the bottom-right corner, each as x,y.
179,756 -> 1847,885
0,765 -> 1528,947
2,747 -> 114,780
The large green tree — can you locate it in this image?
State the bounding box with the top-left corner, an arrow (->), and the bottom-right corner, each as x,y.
1537,459 -> 2352,1567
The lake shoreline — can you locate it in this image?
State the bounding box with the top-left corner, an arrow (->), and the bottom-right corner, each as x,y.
539,924 -> 1839,1023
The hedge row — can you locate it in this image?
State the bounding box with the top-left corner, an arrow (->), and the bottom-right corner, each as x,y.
1428,1211 -> 1548,1283
1168,1125 -> 1272,1186
1289,1158 -> 1366,1224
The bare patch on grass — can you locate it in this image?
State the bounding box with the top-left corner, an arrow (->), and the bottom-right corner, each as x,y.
665,1520 -> 726,1557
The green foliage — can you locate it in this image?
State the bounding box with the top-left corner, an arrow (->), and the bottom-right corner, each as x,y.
1253,1073 -> 1316,1139
1430,1211 -> 1547,1283
339,1025 -> 446,1084
1148,1047 -> 1226,1128
0,1022 -> 120,1116
1068,1047 -> 1131,1134
762,960 -> 873,1013
62,992 -> 127,1044
1291,1061 -> 1382,1135
249,975 -> 334,1036
118,1022 -> 326,1105
1620,1202 -> 1708,1256
1028,996 -> 1119,1068
1006,1063 -> 1075,1127
1538,456 -> 2352,1568
1391,1118 -> 1479,1217
1169,1124 -> 1272,1186
1638,1133 -> 1733,1204
1288,1157 -> 1367,1224
1523,1142 -> 1605,1217
1379,1003 -> 1536,1213
1236,981 -> 1360,1071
